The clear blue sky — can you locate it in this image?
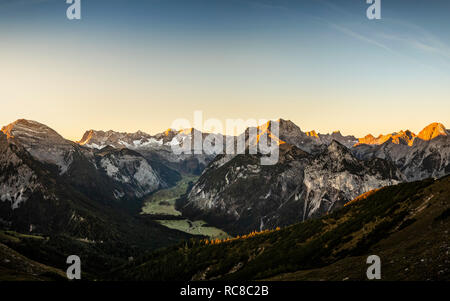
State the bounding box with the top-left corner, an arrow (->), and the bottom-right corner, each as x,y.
1,0 -> 449,139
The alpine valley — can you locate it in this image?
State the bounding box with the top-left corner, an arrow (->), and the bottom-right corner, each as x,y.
0,118 -> 449,281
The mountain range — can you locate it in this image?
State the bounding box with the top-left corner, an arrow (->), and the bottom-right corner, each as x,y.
178,119 -> 449,234
1,119 -> 449,235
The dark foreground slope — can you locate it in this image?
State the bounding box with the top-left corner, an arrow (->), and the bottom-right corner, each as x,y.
115,175 -> 450,281
0,240 -> 66,281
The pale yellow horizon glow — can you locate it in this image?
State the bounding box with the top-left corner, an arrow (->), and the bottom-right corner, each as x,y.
1,29 -> 449,142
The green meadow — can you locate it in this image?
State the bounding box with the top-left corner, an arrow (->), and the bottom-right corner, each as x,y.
141,175 -> 198,216
156,219 -> 229,239
141,174 -> 229,239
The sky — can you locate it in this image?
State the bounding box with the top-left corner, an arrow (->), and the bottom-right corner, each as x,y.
1,0 -> 450,140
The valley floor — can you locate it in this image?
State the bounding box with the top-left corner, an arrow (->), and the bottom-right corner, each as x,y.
141,174 -> 229,239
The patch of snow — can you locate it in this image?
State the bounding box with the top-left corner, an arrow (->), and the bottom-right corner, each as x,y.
85,143 -> 106,150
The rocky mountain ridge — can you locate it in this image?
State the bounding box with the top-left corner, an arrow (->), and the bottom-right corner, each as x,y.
176,120 -> 448,234
0,120 -> 166,209
1,118 -> 448,236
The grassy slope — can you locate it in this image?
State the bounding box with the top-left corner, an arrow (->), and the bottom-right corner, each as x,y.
115,176 -> 450,281
0,232 -> 66,281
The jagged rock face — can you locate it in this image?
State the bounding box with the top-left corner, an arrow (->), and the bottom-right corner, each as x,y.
94,147 -> 161,199
78,128 -> 220,175
352,123 -> 449,181
402,136 -> 450,180
78,129 -> 157,149
314,131 -> 358,149
355,130 -> 416,146
0,132 -> 46,211
252,119 -> 321,153
0,131 -> 71,233
77,128 -> 198,150
179,141 -> 402,235
245,119 -> 357,154
302,141 -> 402,219
354,123 -> 447,148
79,128 -> 210,151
